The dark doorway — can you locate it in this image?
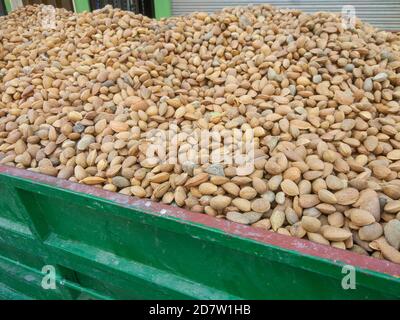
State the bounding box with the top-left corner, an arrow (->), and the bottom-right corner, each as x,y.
0,0 -> 6,15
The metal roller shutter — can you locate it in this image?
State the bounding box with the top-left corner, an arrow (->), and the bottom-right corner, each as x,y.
171,0 -> 400,31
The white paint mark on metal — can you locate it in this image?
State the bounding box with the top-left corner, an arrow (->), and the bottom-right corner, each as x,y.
24,275 -> 35,282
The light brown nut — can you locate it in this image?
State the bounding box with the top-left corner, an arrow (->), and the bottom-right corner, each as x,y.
280,179 -> 299,196
210,195 -> 232,211
335,188 -> 359,205
347,209 -> 376,227
322,226 -> 352,241
301,216 -> 321,233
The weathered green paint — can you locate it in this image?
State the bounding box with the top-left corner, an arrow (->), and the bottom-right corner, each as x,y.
73,0 -> 90,13
4,0 -> 11,13
0,170 -> 399,299
154,0 -> 171,19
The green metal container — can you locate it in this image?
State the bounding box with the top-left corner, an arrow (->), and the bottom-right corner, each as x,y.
0,165 -> 399,300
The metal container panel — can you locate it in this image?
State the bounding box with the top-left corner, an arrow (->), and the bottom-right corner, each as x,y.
0,166 -> 399,299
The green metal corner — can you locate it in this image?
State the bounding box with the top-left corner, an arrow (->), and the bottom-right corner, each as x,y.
4,0 -> 11,14
73,0 -> 90,13
154,0 -> 171,19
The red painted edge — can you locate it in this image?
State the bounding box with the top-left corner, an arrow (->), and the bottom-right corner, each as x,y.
0,165 -> 399,278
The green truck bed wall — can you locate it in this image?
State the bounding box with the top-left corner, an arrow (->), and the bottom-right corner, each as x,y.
0,165 -> 399,300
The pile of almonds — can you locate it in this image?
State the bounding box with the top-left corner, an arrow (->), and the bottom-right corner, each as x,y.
1,4 -> 400,264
